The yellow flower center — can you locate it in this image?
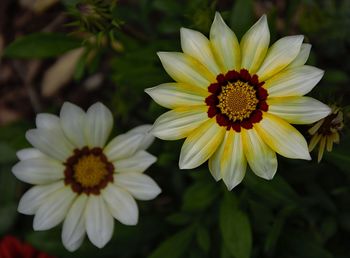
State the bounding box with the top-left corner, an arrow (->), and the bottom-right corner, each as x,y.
73,154 -> 109,188
217,81 -> 258,121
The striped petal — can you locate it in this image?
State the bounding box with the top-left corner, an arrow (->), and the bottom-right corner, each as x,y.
180,28 -> 220,75
145,82 -> 207,109
209,131 -> 246,190
114,150 -> 156,174
286,43 -> 311,69
125,124 -> 155,150
242,128 -> 277,180
240,15 -> 270,74
265,65 -> 324,97
151,106 -> 208,140
36,113 -> 60,130
179,119 -> 225,169
255,112 -> 311,160
210,12 -> 240,72
267,96 -> 331,124
16,148 -> 45,161
157,52 -> 215,89
257,35 -> 304,81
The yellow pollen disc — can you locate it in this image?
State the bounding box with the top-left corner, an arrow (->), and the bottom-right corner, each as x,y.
217,81 -> 258,121
73,155 -> 108,188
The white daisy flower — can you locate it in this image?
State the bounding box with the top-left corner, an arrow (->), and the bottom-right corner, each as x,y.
12,102 -> 161,251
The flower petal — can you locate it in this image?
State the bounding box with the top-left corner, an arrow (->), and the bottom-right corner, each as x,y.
210,12 -> 240,72
209,131 -> 246,190
102,184 -> 138,225
85,196 -> 114,248
265,65 -> 324,97
145,83 -> 207,109
240,15 -> 270,74
286,43 -> 311,69
267,96 -> 331,124
114,173 -> 161,200
33,186 -> 76,231
179,118 -> 225,169
60,102 -> 87,148
16,148 -> 45,161
151,106 -> 208,140
36,114 -> 60,130
255,112 -> 311,160
157,52 -> 215,89
85,102 -> 113,148
18,181 -> 65,215
257,35 -> 304,81
114,150 -> 156,173
180,27 -> 220,75
242,128 -> 277,180
62,194 -> 87,252
125,124 -> 155,150
12,157 -> 64,184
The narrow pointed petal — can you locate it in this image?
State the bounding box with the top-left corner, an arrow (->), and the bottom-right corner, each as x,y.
16,148 -> 45,161
18,181 -> 65,215
85,196 -> 114,248
265,65 -> 324,97
114,150 -> 156,173
210,12 -> 240,72
12,157 -> 64,184
257,35 -> 304,81
209,131 -> 246,190
157,52 -> 216,89
60,102 -> 87,148
255,112 -> 311,160
85,102 -> 113,148
240,15 -> 270,73
114,173 -> 161,200
102,184 -> 138,225
145,83 -> 207,109
151,106 -> 208,140
267,96 -> 331,124
33,187 -> 76,231
179,119 -> 225,169
180,28 -> 220,75
125,124 -> 155,150
62,195 -> 87,252
286,43 -> 312,69
242,128 -> 277,180
36,114 -> 60,130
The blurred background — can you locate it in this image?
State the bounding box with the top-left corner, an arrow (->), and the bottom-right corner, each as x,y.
0,0 -> 350,257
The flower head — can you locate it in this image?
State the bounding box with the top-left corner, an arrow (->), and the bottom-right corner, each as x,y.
146,13 -> 331,190
12,102 -> 161,251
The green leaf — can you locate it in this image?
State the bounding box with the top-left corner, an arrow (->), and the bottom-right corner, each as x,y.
166,212 -> 191,225
230,0 -> 254,38
0,142 -> 17,164
0,203 -> 17,234
4,33 -> 81,59
220,193 -> 252,258
148,225 -> 196,258
196,225 -> 210,253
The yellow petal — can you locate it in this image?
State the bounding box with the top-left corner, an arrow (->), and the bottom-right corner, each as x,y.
286,43 -> 311,69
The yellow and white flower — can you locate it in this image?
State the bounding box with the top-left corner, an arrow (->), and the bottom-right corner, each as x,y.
12,102 -> 161,251
145,13 -> 331,190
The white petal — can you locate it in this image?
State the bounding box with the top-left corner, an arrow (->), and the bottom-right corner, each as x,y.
151,106 -> 208,140
265,65 -> 324,97
145,83 -> 207,109
286,43 -> 311,69
257,35 -> 304,81
60,102 -> 87,148
267,96 -> 331,124
26,128 -> 73,161
242,128 -> 277,180
114,173 -> 161,200
62,195 -> 87,252
104,133 -> 145,161
210,12 -> 240,72
12,157 -> 64,184
36,113 -> 60,130
85,196 -> 114,248
102,184 -> 138,225
209,131 -> 246,190
180,27 -> 220,75
18,181 -> 65,215
157,52 -> 215,89
85,102 -> 113,148
33,187 -> 76,231
255,112 -> 311,160
114,150 -> 156,173
16,148 -> 45,160
179,119 -> 225,169
125,124 -> 155,150
240,15 -> 270,73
